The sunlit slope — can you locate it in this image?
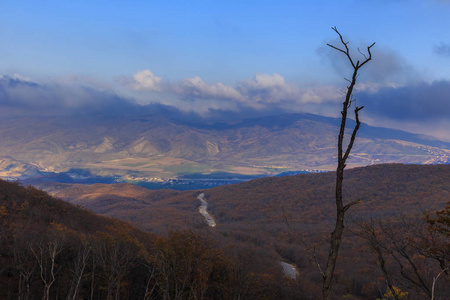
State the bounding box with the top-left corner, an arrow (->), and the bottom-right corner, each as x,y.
1,113 -> 449,178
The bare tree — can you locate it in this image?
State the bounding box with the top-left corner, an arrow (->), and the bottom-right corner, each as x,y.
95,233 -> 137,300
355,216 -> 450,299
67,236 -> 91,300
322,27 -> 375,300
354,219 -> 400,300
431,268 -> 449,300
11,235 -> 37,300
31,236 -> 65,300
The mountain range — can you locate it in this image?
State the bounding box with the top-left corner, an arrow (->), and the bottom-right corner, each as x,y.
0,111 -> 449,181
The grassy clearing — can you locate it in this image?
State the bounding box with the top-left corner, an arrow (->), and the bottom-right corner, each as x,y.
163,163 -> 211,175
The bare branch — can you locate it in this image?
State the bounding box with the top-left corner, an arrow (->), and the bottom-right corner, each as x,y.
431,268 -> 449,300
327,43 -> 349,56
281,206 -> 304,245
358,42 -> 376,69
342,106 -> 364,163
327,26 -> 356,69
358,47 -> 368,60
343,199 -> 363,213
312,246 -> 325,278
282,206 -> 325,277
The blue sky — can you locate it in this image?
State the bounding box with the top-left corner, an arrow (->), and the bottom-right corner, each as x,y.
1,0 -> 450,140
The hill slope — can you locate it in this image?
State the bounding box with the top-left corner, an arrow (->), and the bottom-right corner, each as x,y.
35,164 -> 450,234
0,179 -> 302,300
29,163 -> 450,299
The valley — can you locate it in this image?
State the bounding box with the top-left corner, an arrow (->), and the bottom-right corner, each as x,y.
1,102 -> 450,299
2,2 -> 450,298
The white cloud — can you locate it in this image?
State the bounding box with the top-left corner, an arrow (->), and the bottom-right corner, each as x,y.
12,73 -> 34,83
237,73 -> 300,105
125,69 -> 363,113
237,73 -> 344,109
177,76 -> 243,101
240,73 -> 286,89
131,69 -> 162,91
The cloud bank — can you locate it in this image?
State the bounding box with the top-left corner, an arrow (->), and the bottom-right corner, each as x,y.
358,80 -> 450,141
361,80 -> 450,121
1,70 -> 449,141
0,75 -> 136,116
122,69 -> 450,141
127,69 -> 343,114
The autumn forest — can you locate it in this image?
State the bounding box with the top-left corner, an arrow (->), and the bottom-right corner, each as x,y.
0,164 -> 449,299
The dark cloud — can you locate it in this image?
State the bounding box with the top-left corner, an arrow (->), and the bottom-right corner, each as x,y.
360,80 -> 450,121
434,42 -> 450,57
317,43 -> 418,84
364,49 -> 417,83
316,39 -> 353,79
0,75 -> 139,117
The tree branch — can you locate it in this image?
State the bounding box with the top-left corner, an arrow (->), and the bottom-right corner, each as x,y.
342,105 -> 364,163
343,199 -> 363,213
327,26 -> 356,69
282,206 -> 325,277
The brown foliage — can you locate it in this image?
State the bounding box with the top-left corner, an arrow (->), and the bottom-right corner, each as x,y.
0,178 -> 303,299
7,163 -> 449,299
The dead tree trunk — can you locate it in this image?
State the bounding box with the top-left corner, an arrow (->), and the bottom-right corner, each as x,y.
322,27 -> 375,300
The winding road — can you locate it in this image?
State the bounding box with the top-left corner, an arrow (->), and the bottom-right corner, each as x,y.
198,193 -> 216,227
280,262 -> 297,279
197,194 -> 297,278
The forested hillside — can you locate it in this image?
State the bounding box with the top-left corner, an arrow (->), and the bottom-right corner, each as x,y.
36,164 -> 449,234
32,163 -> 450,299
0,179 -> 303,300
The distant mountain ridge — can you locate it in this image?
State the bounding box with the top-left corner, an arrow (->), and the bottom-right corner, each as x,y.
199,112 -> 450,148
0,112 -> 449,180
